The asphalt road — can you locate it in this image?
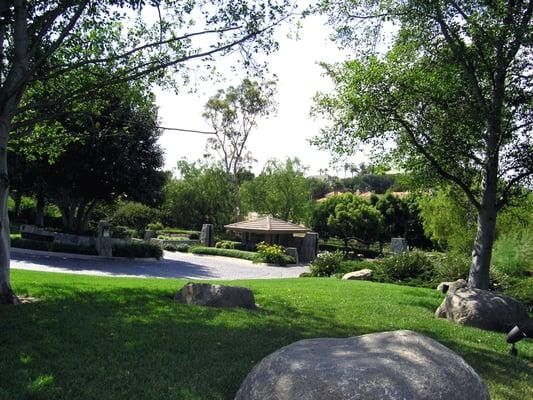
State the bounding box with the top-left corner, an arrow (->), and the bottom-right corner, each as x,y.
11,249 -> 309,280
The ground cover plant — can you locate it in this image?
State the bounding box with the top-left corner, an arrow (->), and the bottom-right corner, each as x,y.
0,270 -> 531,400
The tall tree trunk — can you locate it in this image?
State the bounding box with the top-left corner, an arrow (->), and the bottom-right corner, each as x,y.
468,155 -> 499,290
0,118 -> 18,304
35,192 -> 45,227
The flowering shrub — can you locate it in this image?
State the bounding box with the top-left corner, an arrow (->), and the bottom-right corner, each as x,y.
309,251 -> 344,277
254,241 -> 295,266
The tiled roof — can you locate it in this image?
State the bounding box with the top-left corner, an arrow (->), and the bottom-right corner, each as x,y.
224,215 -> 309,234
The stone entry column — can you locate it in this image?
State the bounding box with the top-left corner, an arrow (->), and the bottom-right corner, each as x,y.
299,232 -> 318,263
200,224 -> 214,247
391,238 -> 408,254
96,220 -> 112,257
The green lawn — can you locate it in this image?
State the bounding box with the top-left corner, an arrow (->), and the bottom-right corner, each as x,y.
1,271 -> 531,400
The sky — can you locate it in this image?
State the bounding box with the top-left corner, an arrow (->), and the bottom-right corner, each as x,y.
155,15 -> 369,176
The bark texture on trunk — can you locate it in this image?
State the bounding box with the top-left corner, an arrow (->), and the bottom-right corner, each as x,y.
468,206 -> 497,289
0,119 -> 18,304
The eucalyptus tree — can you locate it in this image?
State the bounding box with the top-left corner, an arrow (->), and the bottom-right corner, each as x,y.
203,78 -> 277,217
314,0 -> 533,289
0,0 -> 294,303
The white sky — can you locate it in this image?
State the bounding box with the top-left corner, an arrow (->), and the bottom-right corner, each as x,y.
155,15 -> 370,176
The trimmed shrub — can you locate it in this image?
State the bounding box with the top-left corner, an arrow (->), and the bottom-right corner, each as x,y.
175,244 -> 190,253
310,251 -> 344,277
147,222 -> 164,231
253,242 -> 295,266
112,242 -> 163,259
190,246 -> 257,261
11,238 -> 97,255
163,243 -> 178,252
215,240 -> 243,250
189,232 -> 200,240
373,251 -> 435,287
159,227 -> 199,236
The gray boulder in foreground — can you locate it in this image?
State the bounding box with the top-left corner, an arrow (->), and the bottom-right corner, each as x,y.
435,288 -> 528,332
174,282 -> 256,309
235,330 -> 490,400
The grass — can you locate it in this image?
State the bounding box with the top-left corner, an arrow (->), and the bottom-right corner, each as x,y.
1,270 -> 531,400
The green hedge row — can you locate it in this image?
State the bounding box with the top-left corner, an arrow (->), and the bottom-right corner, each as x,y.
190,246 -> 257,261
12,238 -> 98,255
112,242 -> 163,259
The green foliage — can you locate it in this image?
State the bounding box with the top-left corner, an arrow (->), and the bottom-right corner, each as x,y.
492,230 -> 533,278
146,222 -> 164,231
373,191 -> 410,241
175,244 -> 190,253
111,203 -> 160,234
162,161 -> 235,230
11,238 -> 97,256
253,241 -> 294,266
112,242 -> 163,259
418,188 -> 477,254
326,193 -> 383,247
309,251 -> 344,277
432,252 -> 471,282
240,158 -> 311,223
109,225 -> 136,239
215,241 -> 243,250
158,227 -> 200,236
190,246 -> 257,261
504,278 -> 533,308
373,251 -> 435,287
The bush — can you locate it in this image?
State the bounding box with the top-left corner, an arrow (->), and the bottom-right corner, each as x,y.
189,232 -> 200,240
163,243 -> 177,252
504,278 -> 533,309
112,242 -> 163,259
492,230 -> 533,277
159,227 -> 199,236
432,252 -> 471,282
175,244 -> 190,253
110,225 -> 136,239
310,251 -> 344,277
215,240 -> 243,250
111,202 -> 160,233
11,238 -> 97,255
253,242 -> 295,266
147,222 -> 164,231
190,246 -> 256,261
373,251 -> 435,287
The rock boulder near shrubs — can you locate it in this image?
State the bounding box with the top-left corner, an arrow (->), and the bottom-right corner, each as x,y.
435,288 -> 528,332
174,283 -> 256,309
342,269 -> 373,281
234,330 -> 490,400
437,279 -> 468,294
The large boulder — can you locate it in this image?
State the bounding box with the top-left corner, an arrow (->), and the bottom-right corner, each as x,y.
435,288 -> 528,332
235,330 -> 489,400
437,279 -> 468,294
174,283 -> 256,309
342,269 -> 373,281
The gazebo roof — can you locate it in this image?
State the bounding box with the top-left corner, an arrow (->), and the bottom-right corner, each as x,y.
224,215 -> 309,234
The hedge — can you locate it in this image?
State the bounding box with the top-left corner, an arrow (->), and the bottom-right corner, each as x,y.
12,238 -> 98,255
190,246 -> 257,261
112,242 -> 163,259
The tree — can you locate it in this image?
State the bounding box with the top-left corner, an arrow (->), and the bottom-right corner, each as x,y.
162,161 -> 235,230
308,177 -> 331,200
326,193 -> 383,252
240,158 -> 310,222
372,192 -> 410,241
0,0 -> 293,303
203,78 -> 276,218
314,0 -> 533,289
11,78 -> 165,234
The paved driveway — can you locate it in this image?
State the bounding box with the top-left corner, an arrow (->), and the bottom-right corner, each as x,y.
11,250 -> 309,280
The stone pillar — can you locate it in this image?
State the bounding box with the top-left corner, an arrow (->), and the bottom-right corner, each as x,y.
200,224 -> 214,247
391,238 -> 408,255
144,230 -> 157,240
96,220 -> 113,257
285,247 -> 299,264
299,232 -> 318,263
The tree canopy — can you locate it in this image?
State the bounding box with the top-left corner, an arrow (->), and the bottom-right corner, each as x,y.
314,0 -> 533,289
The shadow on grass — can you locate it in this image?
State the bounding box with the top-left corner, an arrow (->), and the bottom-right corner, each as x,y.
1,284 -> 531,400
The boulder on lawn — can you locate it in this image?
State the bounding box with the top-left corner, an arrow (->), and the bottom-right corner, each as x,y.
342,269 -> 373,281
174,283 -> 256,309
437,279 -> 468,294
435,288 -> 528,332
235,330 -> 489,400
